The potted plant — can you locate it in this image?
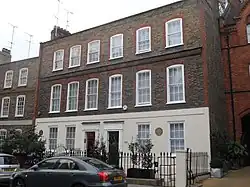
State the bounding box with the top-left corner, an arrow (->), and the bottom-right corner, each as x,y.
91,137 -> 108,163
210,157 -> 224,178
127,138 -> 155,179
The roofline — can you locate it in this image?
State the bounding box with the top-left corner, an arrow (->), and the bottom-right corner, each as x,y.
41,0 -> 183,45
0,56 -> 39,67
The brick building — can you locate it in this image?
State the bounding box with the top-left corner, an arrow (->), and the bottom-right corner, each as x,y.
35,0 -> 226,159
221,0 -> 250,164
0,48 -> 39,142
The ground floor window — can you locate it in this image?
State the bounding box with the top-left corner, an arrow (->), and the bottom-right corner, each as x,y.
49,127 -> 58,150
66,127 -> 76,150
169,122 -> 185,153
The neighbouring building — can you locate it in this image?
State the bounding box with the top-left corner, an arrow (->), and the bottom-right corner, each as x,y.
220,0 -> 250,165
35,0 -> 226,160
0,48 -> 39,143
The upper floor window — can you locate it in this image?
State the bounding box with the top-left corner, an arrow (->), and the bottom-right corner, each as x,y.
50,84 -> 62,113
4,70 -> 13,88
166,64 -> 185,104
247,24 -> 250,43
85,78 -> 98,110
165,18 -> 183,48
136,27 -> 151,54
110,34 -> 123,59
169,122 -> 185,153
87,40 -> 100,64
66,126 -> 76,150
137,123 -> 150,145
66,82 -> 79,112
15,95 -> 26,117
18,68 -> 28,86
49,127 -> 58,150
108,74 -> 122,108
1,97 -> 10,118
53,49 -> 64,71
136,70 -> 151,106
69,45 -> 81,68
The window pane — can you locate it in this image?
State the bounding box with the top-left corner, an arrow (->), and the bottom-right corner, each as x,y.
138,124 -> 150,145
247,25 -> 250,43
49,128 -> 58,150
86,79 -> 98,109
170,123 -> 184,153
1,98 -> 10,117
109,76 -> 122,107
137,71 -> 151,105
70,46 -> 81,66
16,96 -> 25,116
88,41 -> 100,62
66,127 -> 76,149
67,83 -> 78,111
167,20 -> 182,46
111,35 -> 123,58
137,28 -> 150,52
54,50 -> 63,70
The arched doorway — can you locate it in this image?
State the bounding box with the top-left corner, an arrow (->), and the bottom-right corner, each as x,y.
241,114 -> 250,166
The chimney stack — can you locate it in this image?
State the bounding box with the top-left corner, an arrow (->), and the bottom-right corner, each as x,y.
0,48 -> 11,64
51,26 -> 71,40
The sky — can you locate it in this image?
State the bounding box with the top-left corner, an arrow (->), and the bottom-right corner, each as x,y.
0,0 -> 179,61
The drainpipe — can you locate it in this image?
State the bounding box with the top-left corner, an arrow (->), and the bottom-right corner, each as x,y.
226,34 -> 236,142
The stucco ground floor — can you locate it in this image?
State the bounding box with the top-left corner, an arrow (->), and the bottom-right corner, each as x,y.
0,120 -> 33,136
36,107 -> 211,157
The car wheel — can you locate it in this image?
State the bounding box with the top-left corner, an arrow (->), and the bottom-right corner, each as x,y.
13,178 -> 26,187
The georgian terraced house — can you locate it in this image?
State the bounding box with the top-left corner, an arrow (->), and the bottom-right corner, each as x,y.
35,0 -> 227,157
0,48 -> 39,143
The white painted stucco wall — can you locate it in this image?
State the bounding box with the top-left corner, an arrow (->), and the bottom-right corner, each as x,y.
36,107 -> 210,156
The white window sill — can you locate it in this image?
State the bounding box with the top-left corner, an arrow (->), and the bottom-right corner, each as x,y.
109,56 -> 123,60
3,86 -> 12,89
0,116 -> 8,118
135,103 -> 152,107
84,108 -> 98,111
18,84 -> 27,87
86,61 -> 99,65
52,68 -> 63,72
107,106 -> 122,110
166,101 -> 186,105
68,64 -> 81,69
135,50 -> 151,55
65,110 -> 78,113
165,43 -> 184,49
15,115 -> 24,118
49,111 -> 60,114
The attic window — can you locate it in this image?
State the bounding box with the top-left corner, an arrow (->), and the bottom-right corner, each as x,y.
219,0 -> 229,15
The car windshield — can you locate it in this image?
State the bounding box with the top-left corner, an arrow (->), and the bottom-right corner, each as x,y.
0,155 -> 18,165
84,158 -> 113,170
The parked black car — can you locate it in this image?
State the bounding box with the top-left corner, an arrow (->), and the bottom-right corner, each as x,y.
10,156 -> 127,187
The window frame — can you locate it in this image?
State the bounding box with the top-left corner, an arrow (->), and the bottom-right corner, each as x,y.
87,40 -> 100,64
65,126 -> 76,150
247,24 -> 250,43
135,70 -> 152,107
66,81 -> 79,112
168,121 -> 185,153
15,95 -> 26,117
4,70 -> 13,88
53,49 -> 64,71
137,123 -> 151,145
166,64 -> 186,104
165,18 -> 184,48
108,74 -> 123,109
69,45 -> 81,68
0,129 -> 7,141
49,127 -> 58,150
18,68 -> 28,87
110,34 -> 124,59
1,97 -> 10,118
85,78 -> 99,111
136,26 -> 151,54
49,84 -> 62,113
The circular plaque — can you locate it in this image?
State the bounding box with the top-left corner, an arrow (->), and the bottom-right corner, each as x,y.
155,128 -> 163,136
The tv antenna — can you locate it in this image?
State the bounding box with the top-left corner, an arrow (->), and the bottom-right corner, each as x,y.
65,8 -> 73,30
55,0 -> 63,37
8,23 -> 18,52
25,32 -> 33,58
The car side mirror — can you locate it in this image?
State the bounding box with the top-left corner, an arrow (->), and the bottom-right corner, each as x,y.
31,164 -> 39,171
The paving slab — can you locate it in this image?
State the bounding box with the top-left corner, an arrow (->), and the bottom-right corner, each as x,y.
202,167 -> 250,187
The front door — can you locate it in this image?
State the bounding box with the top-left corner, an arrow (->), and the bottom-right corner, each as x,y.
108,131 -> 119,166
86,132 -> 95,157
241,115 -> 250,166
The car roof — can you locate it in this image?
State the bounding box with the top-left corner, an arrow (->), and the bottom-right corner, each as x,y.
0,153 -> 14,157
45,156 -> 92,161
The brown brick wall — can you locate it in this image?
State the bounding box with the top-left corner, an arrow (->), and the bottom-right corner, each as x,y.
0,57 -> 39,121
222,3 -> 250,140
38,53 -> 205,118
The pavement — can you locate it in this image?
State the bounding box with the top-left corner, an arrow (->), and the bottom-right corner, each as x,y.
202,167 -> 250,187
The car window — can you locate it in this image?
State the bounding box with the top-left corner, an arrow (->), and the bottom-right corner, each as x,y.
38,159 -> 58,169
84,158 -> 112,170
0,155 -> 19,165
55,159 -> 79,170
